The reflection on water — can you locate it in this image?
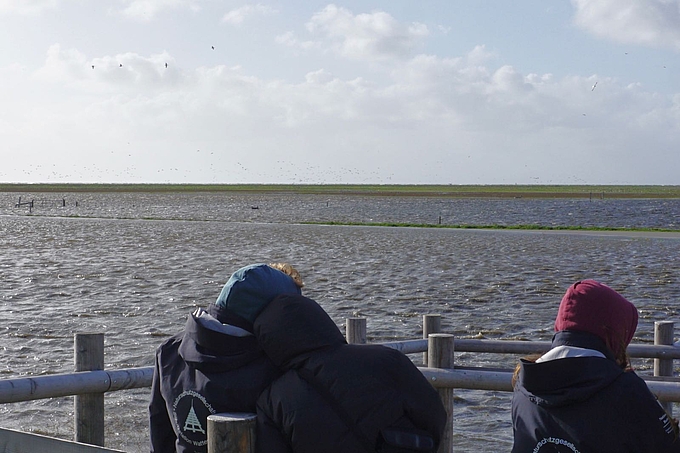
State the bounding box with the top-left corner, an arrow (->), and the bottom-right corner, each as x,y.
0,192 -> 679,451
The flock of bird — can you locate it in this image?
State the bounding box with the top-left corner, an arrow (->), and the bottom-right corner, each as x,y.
90,46 -> 216,70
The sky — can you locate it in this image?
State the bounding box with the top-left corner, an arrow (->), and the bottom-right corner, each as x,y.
1,0 -> 679,185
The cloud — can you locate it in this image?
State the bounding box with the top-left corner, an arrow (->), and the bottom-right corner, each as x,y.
221,3 -> 277,25
8,38 -> 680,184
0,0 -> 58,15
118,0 -> 201,21
275,31 -> 322,51
571,0 -> 680,50
304,4 -> 429,60
33,44 -> 177,90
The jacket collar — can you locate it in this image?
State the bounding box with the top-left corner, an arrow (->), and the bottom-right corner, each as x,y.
551,330 -> 615,361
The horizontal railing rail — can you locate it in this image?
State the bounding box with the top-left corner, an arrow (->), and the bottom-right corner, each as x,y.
0,367 -> 153,404
3,364 -> 679,405
382,338 -> 680,359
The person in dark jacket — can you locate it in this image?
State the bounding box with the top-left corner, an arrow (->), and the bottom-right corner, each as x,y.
244,293 -> 447,453
512,279 -> 680,453
149,263 -> 303,453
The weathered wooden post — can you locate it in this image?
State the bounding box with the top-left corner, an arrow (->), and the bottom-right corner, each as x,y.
74,333 -> 105,446
423,315 -> 442,366
428,333 -> 454,453
346,317 -> 367,344
655,321 -> 675,414
207,413 -> 256,453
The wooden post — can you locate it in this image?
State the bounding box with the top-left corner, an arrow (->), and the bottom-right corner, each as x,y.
428,333 -> 454,453
423,315 -> 442,366
74,333 -> 105,446
207,413 -> 256,453
655,321 -> 675,414
346,317 -> 367,344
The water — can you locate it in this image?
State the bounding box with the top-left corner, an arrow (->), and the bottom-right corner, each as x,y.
1,192 -> 679,452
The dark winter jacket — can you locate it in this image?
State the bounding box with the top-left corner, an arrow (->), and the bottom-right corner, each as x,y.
149,304 -> 279,453
253,294 -> 447,453
512,331 -> 680,453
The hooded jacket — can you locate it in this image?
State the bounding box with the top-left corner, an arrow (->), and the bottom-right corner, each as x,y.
149,263 -> 300,453
253,294 -> 447,453
511,331 -> 680,453
149,304 -> 280,453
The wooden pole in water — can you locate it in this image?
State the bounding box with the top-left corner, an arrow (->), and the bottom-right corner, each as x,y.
346,317 -> 367,344
207,413 -> 256,453
423,315 -> 441,366
655,321 -> 675,414
74,333 -> 105,446
428,333 -> 454,453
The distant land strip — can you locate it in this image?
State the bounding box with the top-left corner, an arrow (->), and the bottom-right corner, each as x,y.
1,183 -> 680,198
300,222 -> 680,234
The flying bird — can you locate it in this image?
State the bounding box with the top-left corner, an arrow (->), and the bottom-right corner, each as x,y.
211,46 -> 215,50
119,63 -> 123,67
591,81 -> 598,91
165,62 -> 168,68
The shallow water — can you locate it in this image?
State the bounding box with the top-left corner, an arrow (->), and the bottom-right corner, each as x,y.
1,192 -> 679,451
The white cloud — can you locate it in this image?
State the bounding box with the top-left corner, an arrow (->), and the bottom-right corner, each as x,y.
275,31 -> 322,51
33,44 -> 176,91
0,0 -> 58,15
304,4 -> 430,60
6,38 -> 680,184
118,0 -> 201,21
571,0 -> 680,50
221,3 -> 277,26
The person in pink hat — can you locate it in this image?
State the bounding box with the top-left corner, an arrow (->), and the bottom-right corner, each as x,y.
511,280 -> 680,452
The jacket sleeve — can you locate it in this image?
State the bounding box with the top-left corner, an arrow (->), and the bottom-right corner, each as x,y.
255,397 -> 292,453
628,376 -> 680,452
149,352 -> 177,453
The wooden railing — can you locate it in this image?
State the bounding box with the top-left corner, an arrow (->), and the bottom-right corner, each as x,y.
0,316 -> 678,453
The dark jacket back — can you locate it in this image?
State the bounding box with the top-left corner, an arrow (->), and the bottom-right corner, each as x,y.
254,294 -> 447,453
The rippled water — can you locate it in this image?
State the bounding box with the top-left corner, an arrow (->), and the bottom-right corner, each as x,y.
1,192 -> 679,452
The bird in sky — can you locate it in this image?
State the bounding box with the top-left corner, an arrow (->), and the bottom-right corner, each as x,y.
211,46 -> 215,50
165,62 -> 168,68
591,81 -> 598,91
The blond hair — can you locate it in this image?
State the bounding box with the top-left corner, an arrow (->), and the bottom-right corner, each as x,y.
268,262 -> 304,288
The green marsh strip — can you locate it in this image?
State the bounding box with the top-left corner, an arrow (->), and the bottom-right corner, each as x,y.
1,183 -> 679,198
301,221 -> 680,233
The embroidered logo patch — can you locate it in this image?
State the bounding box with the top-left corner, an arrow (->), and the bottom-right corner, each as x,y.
173,390 -> 216,447
533,437 -> 580,453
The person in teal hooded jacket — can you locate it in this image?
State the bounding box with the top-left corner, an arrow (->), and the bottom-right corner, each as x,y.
149,263 -> 303,453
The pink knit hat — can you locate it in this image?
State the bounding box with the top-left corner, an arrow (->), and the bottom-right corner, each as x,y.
554,280 -> 639,356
